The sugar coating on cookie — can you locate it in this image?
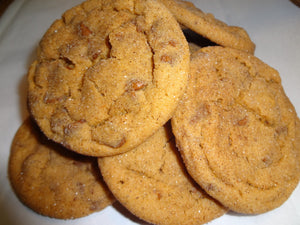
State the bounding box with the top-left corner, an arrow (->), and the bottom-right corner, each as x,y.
98,124 -> 227,225
171,46 -> 300,214
28,0 -> 189,156
9,119 -> 115,219
160,0 -> 255,54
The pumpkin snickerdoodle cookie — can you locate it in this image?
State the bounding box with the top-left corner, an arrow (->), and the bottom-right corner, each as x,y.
98,124 -> 227,225
9,118 -> 115,219
171,46 -> 300,214
160,0 -> 255,54
27,0 -> 189,157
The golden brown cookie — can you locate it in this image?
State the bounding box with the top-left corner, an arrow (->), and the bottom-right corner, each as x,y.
171,46 -> 300,214
28,0 -> 189,157
160,0 -> 255,53
98,124 -> 227,225
9,118 -> 114,219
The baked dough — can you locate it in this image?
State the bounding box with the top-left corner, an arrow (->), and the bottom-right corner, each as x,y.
172,46 -> 300,214
28,0 -> 189,156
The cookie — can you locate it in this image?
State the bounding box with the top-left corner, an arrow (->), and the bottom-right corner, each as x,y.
8,118 -> 115,219
98,124 -> 227,225
160,0 -> 255,54
171,46 -> 300,214
27,0 -> 189,157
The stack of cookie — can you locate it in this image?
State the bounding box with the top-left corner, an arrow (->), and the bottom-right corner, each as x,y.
8,0 -> 300,224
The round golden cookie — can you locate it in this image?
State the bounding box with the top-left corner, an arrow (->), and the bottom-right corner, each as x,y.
27,0 -> 189,157
8,118 -> 115,219
98,124 -> 227,225
171,46 -> 300,214
159,0 -> 255,54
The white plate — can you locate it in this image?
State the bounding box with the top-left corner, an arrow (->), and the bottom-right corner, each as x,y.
0,0 -> 299,224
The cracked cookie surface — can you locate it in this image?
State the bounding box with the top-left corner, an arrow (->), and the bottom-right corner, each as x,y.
8,118 -> 115,219
27,0 -> 189,156
171,46 -> 300,214
98,124 -> 227,225
160,0 -> 255,54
